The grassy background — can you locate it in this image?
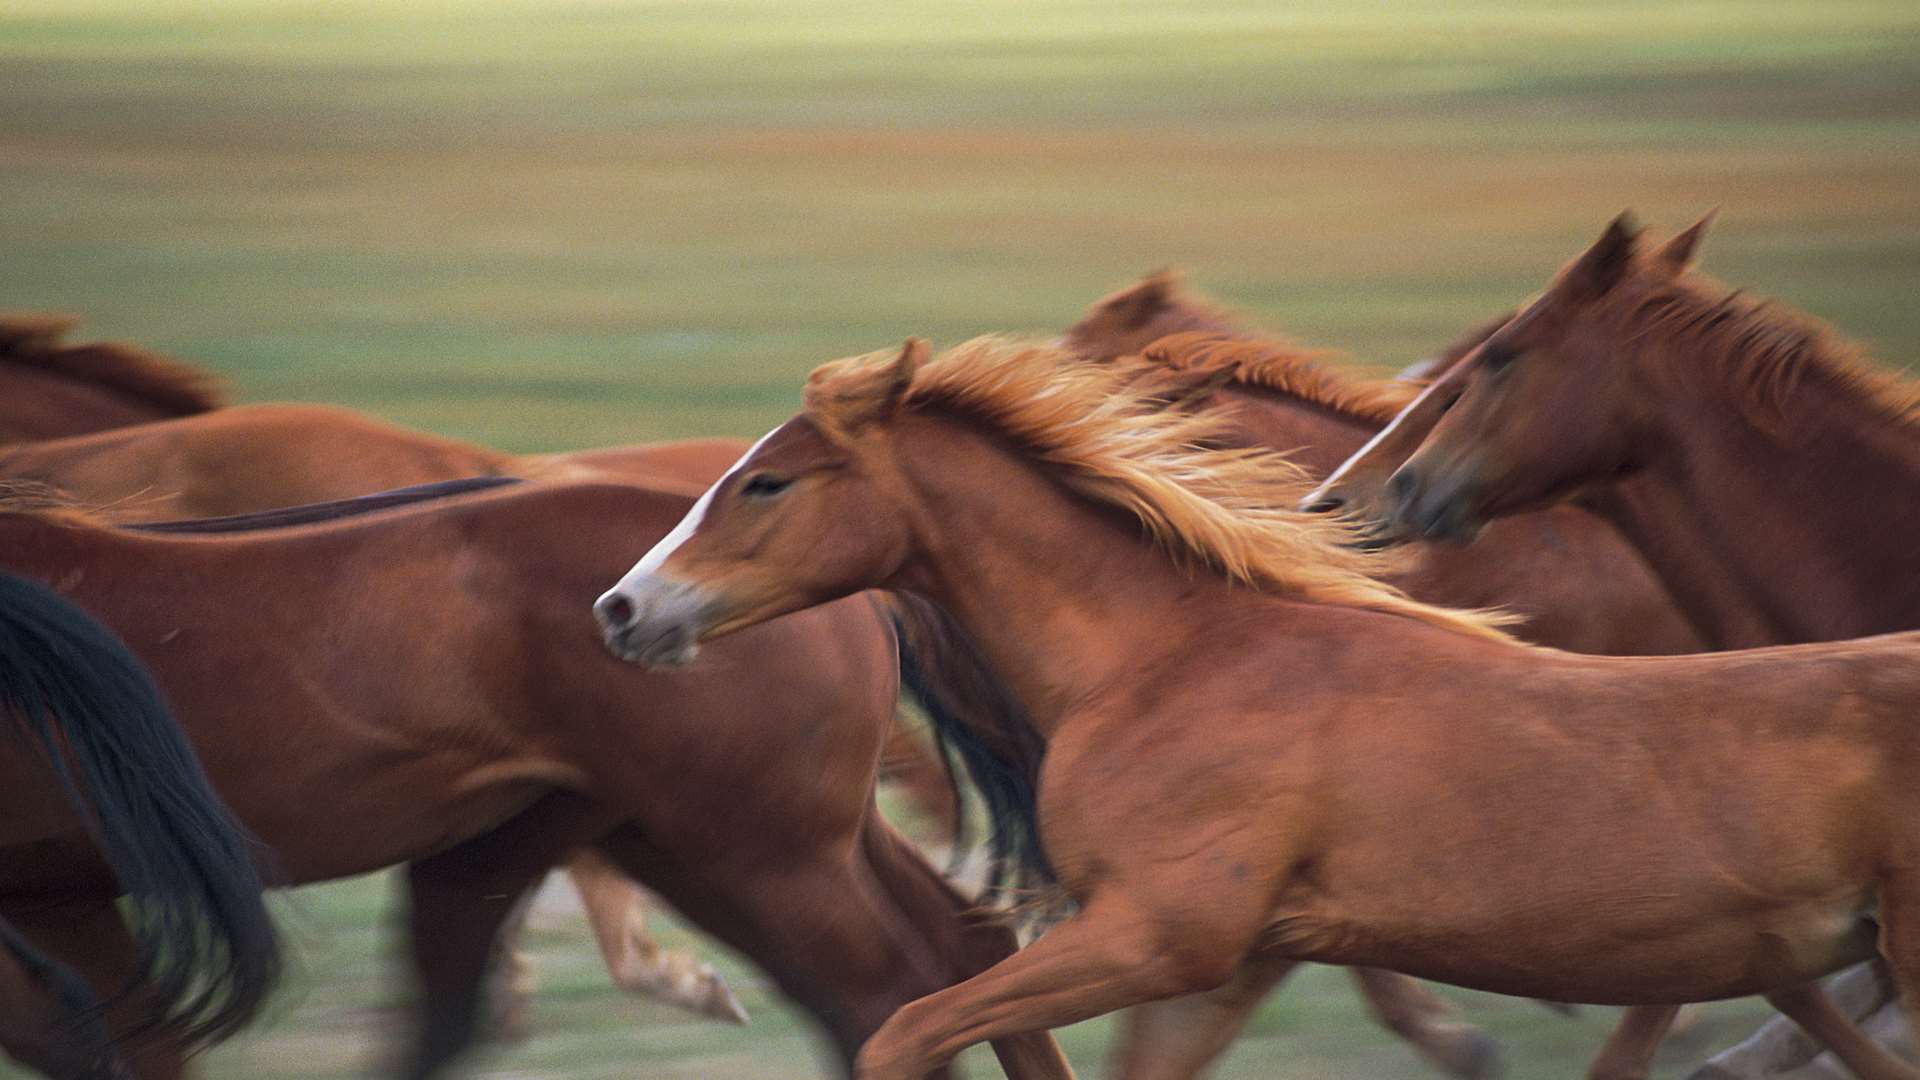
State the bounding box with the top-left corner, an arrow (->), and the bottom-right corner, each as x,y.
3,1 -> 1917,1076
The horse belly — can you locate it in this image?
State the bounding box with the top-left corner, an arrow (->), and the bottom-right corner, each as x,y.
1273,892 -> 1878,1004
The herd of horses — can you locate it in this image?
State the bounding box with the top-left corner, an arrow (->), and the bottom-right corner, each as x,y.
2,211 -> 1917,1080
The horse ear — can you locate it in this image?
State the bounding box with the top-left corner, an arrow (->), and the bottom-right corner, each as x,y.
1652,210 -> 1716,276
879,338 -> 930,411
806,338 -> 931,433
1565,212 -> 1641,300
1105,268 -> 1182,329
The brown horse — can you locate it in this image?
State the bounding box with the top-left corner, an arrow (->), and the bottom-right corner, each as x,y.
1046,325 -> 1706,1079
0,400 -> 971,1024
0,570 -> 281,1078
1320,213 -> 1920,1075
595,336 -> 1920,1080
0,401 -> 958,825
1371,213 -> 1920,648
0,479 -> 1070,1080
0,402 -> 761,1023
0,316 -> 226,443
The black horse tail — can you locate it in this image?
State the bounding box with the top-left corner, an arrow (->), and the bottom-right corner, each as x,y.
887,592 -> 1055,904
0,573 -> 280,1048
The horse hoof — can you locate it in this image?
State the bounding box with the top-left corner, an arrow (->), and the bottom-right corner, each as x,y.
700,972 -> 750,1026
1443,1031 -> 1504,1080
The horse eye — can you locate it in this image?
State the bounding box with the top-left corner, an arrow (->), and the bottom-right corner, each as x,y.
739,473 -> 793,499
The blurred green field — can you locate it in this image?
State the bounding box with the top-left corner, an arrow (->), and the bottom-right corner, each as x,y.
2,1 -> 1917,1077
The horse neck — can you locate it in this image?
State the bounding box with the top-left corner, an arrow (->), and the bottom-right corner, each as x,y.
1613,347 -> 1920,643
882,415 -> 1234,733
1208,385 -> 1379,475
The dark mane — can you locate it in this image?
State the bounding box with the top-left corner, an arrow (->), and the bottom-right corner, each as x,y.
888,594 -> 1059,914
0,314 -> 228,416
0,477 -> 522,533
132,477 -> 524,534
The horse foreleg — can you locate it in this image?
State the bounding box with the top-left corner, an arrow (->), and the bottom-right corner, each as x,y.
856,817 -> 1071,1080
854,891 -> 1256,1080
1353,968 -> 1502,1080
2,898 -> 181,1080
1753,983 -> 1918,1080
1690,962 -> 1894,1079
1582,1005 -> 1681,1080
398,791 -> 609,1080
1107,954 -> 1299,1080
563,847 -> 746,1023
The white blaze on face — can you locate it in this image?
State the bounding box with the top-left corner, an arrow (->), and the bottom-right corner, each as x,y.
612,425 -> 780,590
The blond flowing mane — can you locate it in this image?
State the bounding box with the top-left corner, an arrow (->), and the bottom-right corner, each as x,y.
0,314 -> 229,415
806,337 -> 1516,642
1610,263 -> 1920,433
1129,331 -> 1422,423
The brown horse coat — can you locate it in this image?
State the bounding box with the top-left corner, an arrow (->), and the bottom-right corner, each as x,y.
597,338 -> 1920,1080
0,480 -> 1067,1080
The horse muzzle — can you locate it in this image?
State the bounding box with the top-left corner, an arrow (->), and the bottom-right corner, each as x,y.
593,575 -> 721,669
1386,464 -> 1486,545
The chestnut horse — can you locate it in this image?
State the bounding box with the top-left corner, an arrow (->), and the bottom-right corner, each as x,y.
1049,322 -> 1705,1078
0,384 -> 762,1025
1065,284 -> 1706,1077
0,316 -> 225,443
1320,213 -> 1920,1075
595,337 -> 1920,1080
0,570 -> 280,1077
0,479 -> 1069,1080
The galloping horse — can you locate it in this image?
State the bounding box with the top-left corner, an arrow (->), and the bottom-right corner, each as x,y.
1045,325 -> 1704,1078
0,571 -> 280,1077
0,316 -> 225,443
0,480 -> 1069,1080
1319,213 -> 1920,1074
595,337 -> 1920,1080
0,340 -> 763,1026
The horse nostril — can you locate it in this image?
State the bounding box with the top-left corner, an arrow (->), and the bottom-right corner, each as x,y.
1303,495 -> 1344,514
595,591 -> 636,630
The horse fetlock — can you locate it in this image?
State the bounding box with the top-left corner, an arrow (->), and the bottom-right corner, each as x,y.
618,948 -> 749,1024
1422,1023 -> 1504,1080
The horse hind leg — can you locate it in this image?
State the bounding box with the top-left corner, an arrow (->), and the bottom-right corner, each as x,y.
593,820 -> 970,1078
0,915 -> 128,1079
1688,961 -> 1894,1079
1,898 -> 183,1080
397,792 -> 611,1080
1748,983 -> 1918,1080
1584,1005 -> 1681,1080
1107,953 -> 1300,1080
563,847 -> 746,1024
